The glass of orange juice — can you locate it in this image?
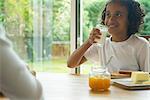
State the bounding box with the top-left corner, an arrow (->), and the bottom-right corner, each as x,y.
89,67 -> 111,91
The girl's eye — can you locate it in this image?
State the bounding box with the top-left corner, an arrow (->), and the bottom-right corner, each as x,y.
105,13 -> 110,17
115,12 -> 121,17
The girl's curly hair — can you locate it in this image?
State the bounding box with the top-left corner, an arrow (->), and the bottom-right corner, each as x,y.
101,0 -> 145,36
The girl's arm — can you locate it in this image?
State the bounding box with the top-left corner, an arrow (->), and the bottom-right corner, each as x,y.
67,28 -> 102,68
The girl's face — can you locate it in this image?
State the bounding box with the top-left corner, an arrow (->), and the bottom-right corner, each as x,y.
104,2 -> 128,36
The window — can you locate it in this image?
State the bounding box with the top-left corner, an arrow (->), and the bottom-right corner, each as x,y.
0,0 -> 149,74
0,0 -> 71,73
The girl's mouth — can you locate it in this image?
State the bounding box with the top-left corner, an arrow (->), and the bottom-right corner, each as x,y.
108,24 -> 118,29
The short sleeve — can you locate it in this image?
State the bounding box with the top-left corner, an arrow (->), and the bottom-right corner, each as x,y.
137,42 -> 150,72
84,44 -> 103,64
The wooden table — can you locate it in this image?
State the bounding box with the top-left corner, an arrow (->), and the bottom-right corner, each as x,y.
1,72 -> 150,100
37,73 -> 150,100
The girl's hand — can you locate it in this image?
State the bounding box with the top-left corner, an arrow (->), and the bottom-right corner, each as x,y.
88,28 -> 102,44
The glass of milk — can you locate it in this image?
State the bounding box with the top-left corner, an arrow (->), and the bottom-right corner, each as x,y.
94,24 -> 108,45
94,24 -> 108,68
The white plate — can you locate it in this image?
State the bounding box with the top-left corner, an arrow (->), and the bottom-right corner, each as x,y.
112,78 -> 150,90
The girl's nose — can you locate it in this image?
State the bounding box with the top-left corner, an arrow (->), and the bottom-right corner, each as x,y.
107,16 -> 116,25
109,15 -> 116,21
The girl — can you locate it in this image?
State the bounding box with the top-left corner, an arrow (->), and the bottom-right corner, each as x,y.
67,0 -> 150,73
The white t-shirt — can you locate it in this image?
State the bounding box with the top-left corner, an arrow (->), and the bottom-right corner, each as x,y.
84,35 -> 150,73
0,36 -> 43,99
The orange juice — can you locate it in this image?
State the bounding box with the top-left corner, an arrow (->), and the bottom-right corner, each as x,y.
89,76 -> 110,91
89,67 -> 111,91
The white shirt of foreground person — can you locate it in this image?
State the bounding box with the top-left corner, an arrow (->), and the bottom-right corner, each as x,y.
0,32 -> 44,99
84,35 -> 150,73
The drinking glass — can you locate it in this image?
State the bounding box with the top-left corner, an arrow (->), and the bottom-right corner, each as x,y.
94,24 -> 108,68
89,67 -> 111,91
95,24 -> 108,45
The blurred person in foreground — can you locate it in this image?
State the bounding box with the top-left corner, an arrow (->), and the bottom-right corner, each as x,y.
0,23 -> 44,100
